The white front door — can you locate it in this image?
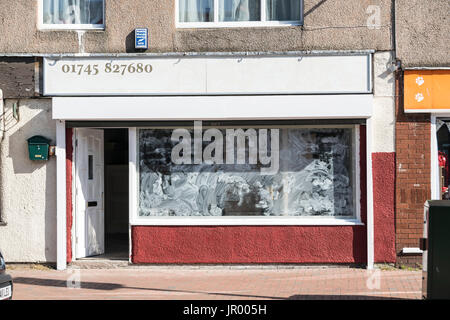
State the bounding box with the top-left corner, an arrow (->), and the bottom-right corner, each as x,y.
75,128 -> 105,258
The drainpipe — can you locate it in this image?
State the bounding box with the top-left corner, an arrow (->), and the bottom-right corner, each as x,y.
0,89 -> 3,142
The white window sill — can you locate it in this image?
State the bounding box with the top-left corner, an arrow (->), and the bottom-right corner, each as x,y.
176,21 -> 302,29
38,24 -> 105,31
130,217 -> 364,226
401,247 -> 423,254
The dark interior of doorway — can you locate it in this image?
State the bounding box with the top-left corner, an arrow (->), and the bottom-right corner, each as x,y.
104,129 -> 129,260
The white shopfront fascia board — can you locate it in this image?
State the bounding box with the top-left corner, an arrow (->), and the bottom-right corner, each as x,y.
53,95 -> 373,121
43,54 -> 372,96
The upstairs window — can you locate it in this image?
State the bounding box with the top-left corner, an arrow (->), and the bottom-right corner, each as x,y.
177,0 -> 303,28
39,0 -> 105,30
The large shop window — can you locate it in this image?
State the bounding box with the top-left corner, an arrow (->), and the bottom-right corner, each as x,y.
177,0 -> 303,27
137,125 -> 359,222
39,0 -> 105,30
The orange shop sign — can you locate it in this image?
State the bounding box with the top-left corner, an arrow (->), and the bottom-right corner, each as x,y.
404,70 -> 450,113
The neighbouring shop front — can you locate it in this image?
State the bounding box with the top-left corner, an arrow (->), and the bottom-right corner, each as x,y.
44,53 -> 377,270
404,70 -> 450,201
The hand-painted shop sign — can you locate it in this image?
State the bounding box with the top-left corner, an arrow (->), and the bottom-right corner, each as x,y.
43,55 -> 371,96
404,70 -> 450,113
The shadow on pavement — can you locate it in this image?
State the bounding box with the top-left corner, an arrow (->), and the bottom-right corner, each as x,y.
13,277 -> 122,291
13,277 -> 409,300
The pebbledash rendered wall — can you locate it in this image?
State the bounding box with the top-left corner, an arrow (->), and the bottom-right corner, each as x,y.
0,0 -> 397,264
0,99 -> 57,262
0,0 -> 393,53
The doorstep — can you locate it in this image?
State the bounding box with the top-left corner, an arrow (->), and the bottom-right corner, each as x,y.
69,259 -> 130,269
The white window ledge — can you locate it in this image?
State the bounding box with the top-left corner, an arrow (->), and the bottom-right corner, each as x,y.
176,21 -> 302,29
402,247 -> 423,254
130,217 -> 364,226
38,24 -> 105,31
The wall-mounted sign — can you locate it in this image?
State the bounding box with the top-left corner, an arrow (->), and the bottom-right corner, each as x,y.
43,55 -> 372,96
135,28 -> 148,50
404,70 -> 450,113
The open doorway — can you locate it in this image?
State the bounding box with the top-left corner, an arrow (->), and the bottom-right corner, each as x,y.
104,129 -> 129,260
74,128 -> 129,261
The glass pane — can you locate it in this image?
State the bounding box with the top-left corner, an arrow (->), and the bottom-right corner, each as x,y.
43,0 -> 104,25
266,0 -> 301,21
219,0 -> 261,22
138,126 -> 354,217
88,155 -> 93,180
179,0 -> 214,23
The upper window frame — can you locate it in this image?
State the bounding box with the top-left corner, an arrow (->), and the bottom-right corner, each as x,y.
175,0 -> 304,29
37,0 -> 105,31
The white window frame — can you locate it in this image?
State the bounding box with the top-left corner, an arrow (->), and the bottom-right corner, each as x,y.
175,0 -> 304,29
129,124 -> 362,226
38,0 -> 105,30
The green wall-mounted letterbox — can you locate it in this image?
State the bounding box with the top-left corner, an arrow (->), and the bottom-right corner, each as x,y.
27,136 -> 51,161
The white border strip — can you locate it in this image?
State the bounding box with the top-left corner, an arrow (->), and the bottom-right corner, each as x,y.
366,117 -> 374,270
53,95 -> 373,121
56,120 -> 67,270
405,109 -> 450,113
71,130 -> 77,263
1,50 -> 375,58
129,217 -> 364,226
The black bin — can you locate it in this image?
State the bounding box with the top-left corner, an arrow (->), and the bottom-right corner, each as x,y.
421,200 -> 450,299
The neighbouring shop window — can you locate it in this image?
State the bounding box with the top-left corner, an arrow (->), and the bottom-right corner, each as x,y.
178,0 -> 303,26
138,125 -> 356,218
436,120 -> 450,200
40,0 -> 104,29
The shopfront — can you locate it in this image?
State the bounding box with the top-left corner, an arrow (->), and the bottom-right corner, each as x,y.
44,52 -> 378,270
404,70 -> 450,201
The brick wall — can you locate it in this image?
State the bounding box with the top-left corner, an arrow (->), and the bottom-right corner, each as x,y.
395,72 -> 431,267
